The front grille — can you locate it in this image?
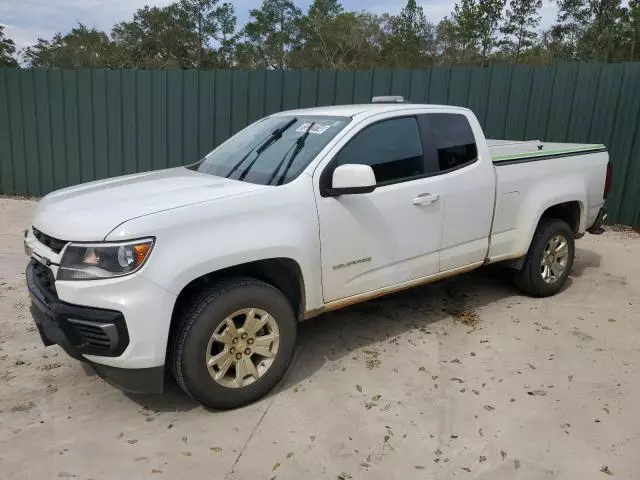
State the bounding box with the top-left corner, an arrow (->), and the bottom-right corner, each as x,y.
68,319 -> 117,352
32,227 -> 67,254
30,259 -> 57,301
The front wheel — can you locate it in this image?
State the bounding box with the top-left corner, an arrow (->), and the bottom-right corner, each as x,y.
171,278 -> 297,409
513,218 -> 575,297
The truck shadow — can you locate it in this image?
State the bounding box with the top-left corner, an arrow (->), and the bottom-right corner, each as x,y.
126,246 -> 601,411
283,266 -> 519,389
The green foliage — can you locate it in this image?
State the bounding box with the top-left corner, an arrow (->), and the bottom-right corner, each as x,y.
553,0 -> 623,61
236,0 -> 302,68
380,0 -> 436,67
24,24 -> 122,68
291,0 -> 383,69
499,0 -> 542,59
112,4 -> 199,68
0,26 -> 19,67
4,0 -> 638,69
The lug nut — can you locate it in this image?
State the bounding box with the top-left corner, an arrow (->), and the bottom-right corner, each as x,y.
230,347 -> 235,354
235,353 -> 242,360
247,338 -> 254,345
232,337 -> 239,344
241,333 -> 248,340
244,348 -> 251,355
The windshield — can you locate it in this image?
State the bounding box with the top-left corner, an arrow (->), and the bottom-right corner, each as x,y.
194,115 -> 350,185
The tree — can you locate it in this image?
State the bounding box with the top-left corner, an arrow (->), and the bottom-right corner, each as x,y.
553,0 -> 623,61
23,24 -> 121,68
499,0 -> 542,60
237,0 -> 302,69
451,0 -> 505,66
112,4 -> 198,68
0,26 -> 19,67
436,17 -> 465,64
178,0 -> 237,67
477,0 -> 506,65
291,10 -> 383,68
381,0 -> 436,67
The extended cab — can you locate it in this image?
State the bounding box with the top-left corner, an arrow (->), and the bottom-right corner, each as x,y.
24,100 -> 610,408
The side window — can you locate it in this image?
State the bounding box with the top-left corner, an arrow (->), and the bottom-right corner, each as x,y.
334,117 -> 424,184
429,113 -> 478,171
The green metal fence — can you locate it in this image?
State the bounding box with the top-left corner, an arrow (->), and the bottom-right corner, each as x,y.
1,64 -> 640,225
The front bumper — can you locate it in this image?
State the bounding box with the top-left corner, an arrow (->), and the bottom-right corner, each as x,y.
26,260 -> 167,394
587,206 -> 607,235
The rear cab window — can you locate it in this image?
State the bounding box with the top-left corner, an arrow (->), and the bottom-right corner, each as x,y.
424,113 -> 478,173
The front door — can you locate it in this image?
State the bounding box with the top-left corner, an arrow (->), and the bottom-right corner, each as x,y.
314,114 -> 445,302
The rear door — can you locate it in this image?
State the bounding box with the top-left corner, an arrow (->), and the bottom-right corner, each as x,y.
421,112 -> 496,271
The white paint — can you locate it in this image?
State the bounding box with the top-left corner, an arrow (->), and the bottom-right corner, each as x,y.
331,164 -> 376,190
27,102 -> 609,371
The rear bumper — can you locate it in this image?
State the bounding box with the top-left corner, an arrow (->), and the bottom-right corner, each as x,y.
587,207 -> 607,235
26,260 -> 165,394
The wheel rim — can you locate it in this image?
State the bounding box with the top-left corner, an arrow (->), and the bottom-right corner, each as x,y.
540,234 -> 569,284
205,308 -> 280,388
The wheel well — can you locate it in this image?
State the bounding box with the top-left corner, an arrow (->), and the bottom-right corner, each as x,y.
168,258 -> 305,353
540,201 -> 581,235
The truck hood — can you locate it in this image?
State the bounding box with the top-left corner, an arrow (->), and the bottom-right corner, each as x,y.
33,167 -> 267,241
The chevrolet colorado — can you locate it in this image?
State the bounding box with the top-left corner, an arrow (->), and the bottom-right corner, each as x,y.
24,99 -> 610,408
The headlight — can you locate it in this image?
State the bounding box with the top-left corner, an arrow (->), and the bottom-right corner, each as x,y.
58,238 -> 154,281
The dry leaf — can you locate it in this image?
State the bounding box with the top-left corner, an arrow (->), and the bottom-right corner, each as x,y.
372,394 -> 381,401
272,463 -> 281,471
210,447 -> 222,453
310,435 -> 316,442
414,465 -> 426,470
484,405 -> 495,412
181,452 -> 192,457
500,450 -> 507,460
600,465 -> 613,475
151,469 -> 163,474
286,452 -> 294,459
127,439 -> 138,444
337,473 -> 352,480
479,456 -> 486,463
462,467 -> 471,472
356,385 -> 362,392
527,390 -> 548,396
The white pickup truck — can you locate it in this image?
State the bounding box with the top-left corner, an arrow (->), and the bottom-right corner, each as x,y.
24,98 -> 611,408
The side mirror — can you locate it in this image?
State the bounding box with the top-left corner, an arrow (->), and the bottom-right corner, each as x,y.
329,164 -> 376,196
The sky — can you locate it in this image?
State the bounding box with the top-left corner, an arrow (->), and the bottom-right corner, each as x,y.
1,0 -> 560,53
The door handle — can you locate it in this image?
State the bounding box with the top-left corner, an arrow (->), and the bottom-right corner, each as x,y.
412,193 -> 439,206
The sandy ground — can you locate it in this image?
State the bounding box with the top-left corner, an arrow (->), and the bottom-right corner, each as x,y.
1,197 -> 639,480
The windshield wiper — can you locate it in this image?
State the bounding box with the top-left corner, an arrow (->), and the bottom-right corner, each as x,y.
269,122 -> 315,186
256,117 -> 297,155
234,117 -> 298,181
224,117 -> 297,179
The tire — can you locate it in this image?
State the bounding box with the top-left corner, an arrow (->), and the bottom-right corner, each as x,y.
512,218 -> 575,297
170,277 -> 297,409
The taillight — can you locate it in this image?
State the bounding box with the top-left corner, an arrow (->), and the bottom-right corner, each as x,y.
604,161 -> 612,199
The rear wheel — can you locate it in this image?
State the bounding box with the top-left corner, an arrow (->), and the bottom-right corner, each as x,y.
513,218 -> 575,297
171,278 -> 297,409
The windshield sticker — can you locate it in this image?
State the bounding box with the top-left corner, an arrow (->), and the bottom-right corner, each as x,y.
296,123 -> 331,134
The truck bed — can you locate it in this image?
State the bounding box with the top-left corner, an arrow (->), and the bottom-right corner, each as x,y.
488,139 -> 606,165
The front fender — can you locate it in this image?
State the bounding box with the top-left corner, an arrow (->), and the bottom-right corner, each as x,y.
106,177 -> 323,311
